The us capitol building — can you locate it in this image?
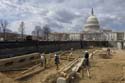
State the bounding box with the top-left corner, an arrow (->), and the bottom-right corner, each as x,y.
82,8 -> 116,41
48,9 -> 125,48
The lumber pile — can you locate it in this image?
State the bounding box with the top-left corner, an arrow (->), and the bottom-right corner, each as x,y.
15,63 -> 44,80
57,50 -> 99,83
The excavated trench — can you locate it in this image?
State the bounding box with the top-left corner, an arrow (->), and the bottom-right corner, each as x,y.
0,48 -> 124,83
0,49 -> 83,83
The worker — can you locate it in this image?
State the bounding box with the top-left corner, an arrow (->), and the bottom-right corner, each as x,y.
82,50 -> 90,78
40,53 -> 46,68
107,48 -> 111,56
54,53 -> 60,70
71,48 -> 73,50
70,48 -> 73,56
68,48 -> 73,60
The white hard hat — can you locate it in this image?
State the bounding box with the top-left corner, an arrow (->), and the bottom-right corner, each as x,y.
55,54 -> 57,56
85,50 -> 88,53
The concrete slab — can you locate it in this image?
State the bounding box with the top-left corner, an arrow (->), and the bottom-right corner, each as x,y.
57,77 -> 67,83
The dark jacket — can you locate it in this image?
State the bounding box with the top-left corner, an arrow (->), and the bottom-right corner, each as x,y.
83,52 -> 89,67
55,56 -> 60,64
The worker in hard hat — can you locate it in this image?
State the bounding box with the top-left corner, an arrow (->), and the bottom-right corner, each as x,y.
68,48 -> 73,61
70,48 -> 73,56
107,48 -> 111,56
40,53 -> 46,68
54,53 -> 60,70
82,50 -> 90,78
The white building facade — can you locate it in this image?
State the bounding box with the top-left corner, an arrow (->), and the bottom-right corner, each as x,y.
48,9 -> 125,42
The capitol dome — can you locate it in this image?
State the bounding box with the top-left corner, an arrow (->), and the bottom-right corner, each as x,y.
84,9 -> 100,32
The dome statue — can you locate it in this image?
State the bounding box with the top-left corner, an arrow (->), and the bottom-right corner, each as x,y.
84,8 -> 100,32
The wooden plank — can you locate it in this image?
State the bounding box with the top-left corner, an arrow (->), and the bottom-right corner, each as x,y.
21,63 -> 41,74
15,66 -> 44,80
72,58 -> 84,72
63,58 -> 79,72
1,68 -> 28,71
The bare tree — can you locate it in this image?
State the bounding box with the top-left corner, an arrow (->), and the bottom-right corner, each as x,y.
43,25 -> 51,41
18,21 -> 25,40
0,19 -> 8,41
0,25 -> 1,33
32,25 -> 42,40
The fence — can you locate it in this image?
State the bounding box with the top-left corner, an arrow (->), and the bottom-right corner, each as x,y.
0,41 -> 110,59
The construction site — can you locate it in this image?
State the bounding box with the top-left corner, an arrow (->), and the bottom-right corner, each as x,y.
0,1 -> 125,82
0,45 -> 124,83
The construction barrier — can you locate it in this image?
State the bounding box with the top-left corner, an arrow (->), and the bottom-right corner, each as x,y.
0,53 -> 40,71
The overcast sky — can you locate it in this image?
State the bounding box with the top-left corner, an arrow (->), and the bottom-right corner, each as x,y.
0,0 -> 125,34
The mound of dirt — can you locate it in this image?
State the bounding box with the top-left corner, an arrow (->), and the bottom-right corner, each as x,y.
99,54 -> 112,59
0,73 -> 18,83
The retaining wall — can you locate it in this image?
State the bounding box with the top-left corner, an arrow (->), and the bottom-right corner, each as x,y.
0,41 -> 110,59
0,53 -> 40,71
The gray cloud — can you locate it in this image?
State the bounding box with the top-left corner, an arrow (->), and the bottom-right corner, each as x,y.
0,0 -> 125,34
53,9 -> 81,24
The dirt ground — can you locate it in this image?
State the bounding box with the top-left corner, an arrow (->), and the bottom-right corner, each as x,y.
80,49 -> 125,83
0,49 -> 125,83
